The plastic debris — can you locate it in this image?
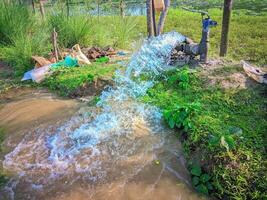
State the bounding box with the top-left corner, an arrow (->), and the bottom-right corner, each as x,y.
32,56 -> 52,68
22,64 -> 52,83
241,60 -> 267,84
71,44 -> 91,65
22,56 -> 79,83
117,51 -> 127,56
51,56 -> 78,69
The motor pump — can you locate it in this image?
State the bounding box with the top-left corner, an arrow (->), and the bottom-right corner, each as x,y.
172,9 -> 217,64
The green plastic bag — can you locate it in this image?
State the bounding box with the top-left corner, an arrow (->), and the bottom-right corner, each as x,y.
95,56 -> 109,63
51,56 -> 78,69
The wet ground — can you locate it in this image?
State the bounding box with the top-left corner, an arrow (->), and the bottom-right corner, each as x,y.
0,88 -> 204,200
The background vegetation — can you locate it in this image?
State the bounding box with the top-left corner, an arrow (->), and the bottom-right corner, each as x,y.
0,1 -> 266,77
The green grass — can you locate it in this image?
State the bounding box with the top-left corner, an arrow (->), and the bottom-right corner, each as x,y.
0,2 -> 51,76
0,33 -> 52,77
141,67 -> 267,199
0,2 -> 34,45
43,63 -> 119,96
48,4 -> 142,49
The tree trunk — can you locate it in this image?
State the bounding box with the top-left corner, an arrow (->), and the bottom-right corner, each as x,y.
146,0 -> 153,37
220,0 -> 233,57
39,0 -> 45,19
157,0 -> 170,35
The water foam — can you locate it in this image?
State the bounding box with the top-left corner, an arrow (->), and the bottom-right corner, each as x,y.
2,32 -> 186,199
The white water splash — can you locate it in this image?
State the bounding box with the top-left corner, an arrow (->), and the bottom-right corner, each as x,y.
2,32 -> 188,199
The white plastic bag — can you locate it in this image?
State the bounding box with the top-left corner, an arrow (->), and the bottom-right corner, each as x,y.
22,64 -> 52,83
71,44 -> 91,65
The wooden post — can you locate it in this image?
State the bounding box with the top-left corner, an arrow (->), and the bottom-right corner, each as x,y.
66,0 -> 70,18
52,28 -> 59,62
151,0 -> 157,36
31,0 -> 36,13
39,0 -> 45,19
220,0 -> 233,57
97,0 -> 100,21
157,0 -> 170,35
146,0 -> 153,37
119,0 -> 125,17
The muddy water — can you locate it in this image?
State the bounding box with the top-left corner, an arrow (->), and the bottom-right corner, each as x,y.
0,88 -> 80,160
0,33 -> 204,200
0,88 -> 79,134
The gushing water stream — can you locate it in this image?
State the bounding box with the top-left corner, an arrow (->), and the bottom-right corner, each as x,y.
1,32 -> 203,200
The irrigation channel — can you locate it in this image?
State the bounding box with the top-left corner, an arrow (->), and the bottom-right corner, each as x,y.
0,32 -> 203,200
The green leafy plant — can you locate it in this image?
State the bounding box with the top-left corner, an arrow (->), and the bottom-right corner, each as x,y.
163,102 -> 200,131
190,164 -> 213,195
168,67 -> 190,89
208,126 -> 241,151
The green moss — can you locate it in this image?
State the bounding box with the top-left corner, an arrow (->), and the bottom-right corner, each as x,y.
141,67 -> 267,199
43,63 -> 119,96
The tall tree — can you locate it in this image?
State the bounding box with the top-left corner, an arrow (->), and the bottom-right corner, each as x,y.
220,0 -> 233,57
